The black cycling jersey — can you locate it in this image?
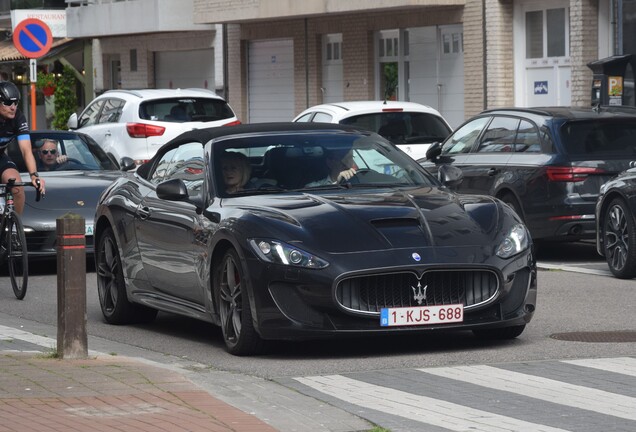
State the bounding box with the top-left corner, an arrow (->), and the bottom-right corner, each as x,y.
0,109 -> 29,152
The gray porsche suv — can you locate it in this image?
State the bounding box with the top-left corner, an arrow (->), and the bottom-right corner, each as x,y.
421,106 -> 636,244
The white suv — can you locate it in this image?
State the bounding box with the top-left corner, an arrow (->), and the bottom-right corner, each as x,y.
67,88 -> 240,166
293,101 -> 451,160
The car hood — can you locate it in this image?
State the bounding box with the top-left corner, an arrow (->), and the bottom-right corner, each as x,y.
23,171 -> 123,213
223,187 -> 510,253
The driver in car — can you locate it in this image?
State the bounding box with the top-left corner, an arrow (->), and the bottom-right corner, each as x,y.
306,148 -> 357,186
36,139 -> 68,171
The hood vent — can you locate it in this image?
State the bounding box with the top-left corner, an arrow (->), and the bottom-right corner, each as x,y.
370,217 -> 428,247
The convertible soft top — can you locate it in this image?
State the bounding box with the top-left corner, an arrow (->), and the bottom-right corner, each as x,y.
167,122 -> 365,148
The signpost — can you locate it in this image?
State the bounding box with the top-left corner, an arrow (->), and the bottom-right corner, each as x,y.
12,18 -> 54,130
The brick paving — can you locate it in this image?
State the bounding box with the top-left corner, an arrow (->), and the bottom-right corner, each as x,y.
0,352 -> 278,432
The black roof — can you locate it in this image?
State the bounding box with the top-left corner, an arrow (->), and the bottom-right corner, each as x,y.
481,105 -> 636,119
167,122 -> 364,148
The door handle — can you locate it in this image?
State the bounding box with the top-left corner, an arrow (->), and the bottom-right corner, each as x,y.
104,131 -> 111,137
137,206 -> 150,220
487,168 -> 499,176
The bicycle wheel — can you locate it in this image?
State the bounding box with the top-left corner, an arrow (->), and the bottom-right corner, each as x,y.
7,213 -> 28,299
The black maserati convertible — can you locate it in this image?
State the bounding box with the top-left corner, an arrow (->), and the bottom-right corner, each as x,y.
94,123 -> 537,355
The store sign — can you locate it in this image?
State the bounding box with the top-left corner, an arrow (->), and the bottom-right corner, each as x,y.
11,9 -> 67,38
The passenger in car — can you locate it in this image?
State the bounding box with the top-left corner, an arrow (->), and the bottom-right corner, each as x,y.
306,148 -> 357,186
35,139 -> 68,171
221,151 -> 252,193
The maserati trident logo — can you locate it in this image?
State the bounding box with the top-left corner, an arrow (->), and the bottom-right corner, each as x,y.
411,281 -> 427,305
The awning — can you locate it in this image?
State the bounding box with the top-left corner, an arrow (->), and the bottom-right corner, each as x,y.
0,38 -> 77,64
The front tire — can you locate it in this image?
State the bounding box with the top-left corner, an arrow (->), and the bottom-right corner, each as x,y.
215,249 -> 264,356
96,227 -> 157,323
7,214 -> 28,300
603,198 -> 636,279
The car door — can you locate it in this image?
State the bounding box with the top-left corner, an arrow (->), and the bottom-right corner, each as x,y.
421,116 -> 491,185
458,116 -> 518,195
135,142 -> 207,304
93,98 -> 126,160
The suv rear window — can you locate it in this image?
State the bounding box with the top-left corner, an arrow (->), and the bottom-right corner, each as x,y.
340,112 -> 450,144
560,119 -> 636,156
139,98 -> 235,123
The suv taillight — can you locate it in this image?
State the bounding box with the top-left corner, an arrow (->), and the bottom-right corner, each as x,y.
222,120 -> 241,126
546,166 -> 605,182
126,123 -> 166,138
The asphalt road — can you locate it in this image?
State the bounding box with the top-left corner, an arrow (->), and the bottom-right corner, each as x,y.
0,241 -> 633,380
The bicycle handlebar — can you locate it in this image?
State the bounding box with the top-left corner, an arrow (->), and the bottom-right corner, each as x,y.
0,178 -> 43,202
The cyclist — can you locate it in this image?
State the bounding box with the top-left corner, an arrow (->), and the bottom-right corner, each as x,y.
0,81 -> 45,213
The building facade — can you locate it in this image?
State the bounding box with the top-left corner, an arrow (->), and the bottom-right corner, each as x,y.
65,0 -> 618,127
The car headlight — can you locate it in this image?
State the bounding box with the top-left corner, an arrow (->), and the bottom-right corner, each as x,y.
496,224 -> 529,259
249,239 -> 329,269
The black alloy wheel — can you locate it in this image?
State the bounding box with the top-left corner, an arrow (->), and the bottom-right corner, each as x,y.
217,249 -> 264,356
96,227 -> 157,323
603,198 -> 636,279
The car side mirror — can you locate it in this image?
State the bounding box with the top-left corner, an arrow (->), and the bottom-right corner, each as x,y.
67,113 -> 78,130
425,141 -> 442,161
119,157 -> 136,172
438,164 -> 463,188
157,178 -> 189,201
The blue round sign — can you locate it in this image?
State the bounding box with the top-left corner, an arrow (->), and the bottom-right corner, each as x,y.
13,18 -> 53,59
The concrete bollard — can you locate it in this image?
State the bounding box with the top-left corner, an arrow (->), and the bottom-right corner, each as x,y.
56,213 -> 88,359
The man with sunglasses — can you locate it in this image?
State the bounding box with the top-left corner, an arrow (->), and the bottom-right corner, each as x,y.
36,139 -> 68,171
0,81 -> 45,214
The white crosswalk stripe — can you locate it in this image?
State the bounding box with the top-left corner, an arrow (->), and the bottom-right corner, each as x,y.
294,374 -> 570,432
562,357 -> 636,377
293,357 -> 636,432
418,364 -> 636,421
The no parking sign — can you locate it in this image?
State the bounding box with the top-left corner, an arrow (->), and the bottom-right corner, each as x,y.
12,18 -> 52,130
13,18 -> 53,59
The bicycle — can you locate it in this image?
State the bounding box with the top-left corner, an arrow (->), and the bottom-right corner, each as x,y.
0,178 -> 41,299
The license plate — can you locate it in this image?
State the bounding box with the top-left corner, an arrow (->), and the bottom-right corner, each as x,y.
380,304 -> 464,327
85,224 -> 94,236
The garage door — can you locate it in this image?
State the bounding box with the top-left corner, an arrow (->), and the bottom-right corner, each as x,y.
155,49 -> 215,90
248,39 -> 294,123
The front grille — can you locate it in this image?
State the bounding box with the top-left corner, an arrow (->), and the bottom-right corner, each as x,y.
336,270 -> 499,314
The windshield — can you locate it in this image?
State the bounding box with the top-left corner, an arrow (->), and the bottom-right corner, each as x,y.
139,97 -> 235,123
339,112 -> 451,144
8,132 -> 118,172
212,131 -> 438,197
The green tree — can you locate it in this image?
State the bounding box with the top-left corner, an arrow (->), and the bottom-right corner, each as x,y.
52,65 -> 78,130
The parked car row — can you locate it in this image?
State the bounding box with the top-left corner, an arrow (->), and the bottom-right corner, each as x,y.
416,105 -> 636,280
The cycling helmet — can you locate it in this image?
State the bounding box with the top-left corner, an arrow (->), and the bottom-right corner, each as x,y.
0,81 -> 20,105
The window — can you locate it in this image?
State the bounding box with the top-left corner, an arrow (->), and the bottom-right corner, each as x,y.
515,120 -> 541,153
442,117 -> 490,155
149,143 -> 204,195
525,7 -> 567,59
326,41 -> 341,61
477,117 -> 520,153
442,32 -> 464,55
312,112 -> 333,123
97,99 -> 125,124
150,147 -> 178,185
378,30 -> 399,60
546,9 -> 566,57
78,101 -> 104,128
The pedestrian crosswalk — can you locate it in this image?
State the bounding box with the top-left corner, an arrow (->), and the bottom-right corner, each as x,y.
290,357 -> 636,432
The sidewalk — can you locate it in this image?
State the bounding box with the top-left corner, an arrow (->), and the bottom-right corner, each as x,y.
0,320 -> 372,432
0,351 -> 278,432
